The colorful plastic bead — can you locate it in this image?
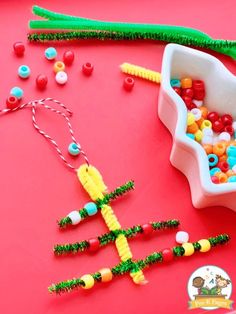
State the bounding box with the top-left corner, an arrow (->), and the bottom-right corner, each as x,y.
211,176 -> 220,184
199,106 -> 208,119
228,176 -> 236,182
6,95 -> 19,109
170,79 -> 181,87
186,133 -> 195,140
141,223 -> 153,235
213,142 -> 226,156
18,65 -> 30,79
200,119 -> 212,130
182,95 -> 192,108
182,242 -> 195,256
201,135 -> 213,145
195,130 -> 203,142
221,114 -> 233,126
227,156 -> 236,169
82,62 -> 94,76
192,99 -> 203,107
217,161 -> 229,172
232,165 -> 236,173
176,231 -> 189,244
36,74 -> 48,90
99,268 -> 113,282
68,142 -> 80,156
10,86 -> 23,99
63,50 -> 74,65
198,239 -> 211,252
84,202 -> 98,216
181,77 -> 192,89
208,154 -> 218,167
161,248 -> 174,262
207,112 -> 219,123
226,169 -> 235,177
187,113 -> 195,126
173,87 -> 181,95
219,154 -> 227,162
123,77 -> 134,91
224,125 -> 234,136
192,80 -> 205,100
212,119 -> 224,133
202,128 -> 213,137
13,41 -> 25,56
203,144 -> 213,154
88,238 -> 100,251
53,61 -> 65,73
191,108 -> 201,121
55,71 -> 68,85
182,88 -> 194,98
80,274 -> 95,289
187,122 -> 199,134
45,47 -> 57,60
218,132 -> 231,142
67,210 -> 81,225
215,172 -> 228,183
210,167 -> 221,176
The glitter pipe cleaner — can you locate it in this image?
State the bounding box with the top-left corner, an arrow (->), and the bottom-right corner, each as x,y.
54,219 -> 180,254
120,63 -> 161,83
0,98 -> 146,285
58,180 -> 135,227
28,6 -> 236,59
48,234 -> 230,293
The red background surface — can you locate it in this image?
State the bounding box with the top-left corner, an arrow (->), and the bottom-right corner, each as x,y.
0,1 -> 236,313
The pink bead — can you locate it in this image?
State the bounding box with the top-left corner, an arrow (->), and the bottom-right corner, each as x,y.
123,77 -> 134,91
211,176 -> 220,184
141,223 -> 153,235
63,51 -> 75,66
13,42 -> 25,56
82,62 -> 94,76
36,74 -> 48,90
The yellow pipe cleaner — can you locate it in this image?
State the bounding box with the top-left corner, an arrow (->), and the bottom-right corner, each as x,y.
77,164 -> 146,285
120,63 -> 161,83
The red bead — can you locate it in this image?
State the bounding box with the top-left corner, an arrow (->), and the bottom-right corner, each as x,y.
88,238 -> 100,252
224,125 -> 234,136
6,95 -> 19,109
162,248 -> 174,262
123,77 -> 134,91
217,161 -> 229,172
192,80 -> 205,100
207,112 -> 219,123
221,114 -> 233,126
13,42 -> 25,56
173,87 -> 181,95
181,88 -> 194,98
82,62 -> 94,76
63,50 -> 74,66
36,74 -> 48,90
211,176 -> 220,184
212,119 -> 224,133
187,103 -> 197,110
141,223 -> 153,235
181,95 -> 192,107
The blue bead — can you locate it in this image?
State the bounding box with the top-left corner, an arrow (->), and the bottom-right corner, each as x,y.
68,142 -> 80,156
227,145 -> 236,157
208,154 -> 218,167
227,157 -> 236,169
45,47 -> 57,60
186,133 -> 195,140
228,176 -> 236,182
84,202 -> 98,216
18,65 -> 30,79
170,79 -> 181,88
10,86 -> 23,99
210,167 -> 221,176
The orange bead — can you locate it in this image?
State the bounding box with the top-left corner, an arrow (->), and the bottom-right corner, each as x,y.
199,106 -> 208,119
181,77 -> 192,89
99,268 -> 113,283
219,154 -> 227,162
187,122 -> 199,134
229,141 -> 236,147
213,142 -> 226,156
203,144 -> 213,155
215,172 -> 228,183
226,170 -> 235,177
196,117 -> 204,127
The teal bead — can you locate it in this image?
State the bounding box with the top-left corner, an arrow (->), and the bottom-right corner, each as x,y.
208,154 -> 218,167
227,145 -> 236,157
45,47 -> 57,60
84,202 -> 98,216
228,176 -> 236,182
170,79 -> 181,88
10,86 -> 23,99
227,157 -> 236,169
210,167 -> 221,176
186,133 -> 195,140
68,142 -> 80,156
18,65 -> 30,79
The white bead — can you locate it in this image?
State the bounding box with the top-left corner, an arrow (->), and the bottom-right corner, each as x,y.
192,99 -> 203,107
201,135 -> 213,145
202,128 -> 213,137
232,121 -> 236,131
218,132 -> 231,142
176,231 -> 189,244
67,210 -> 81,225
55,71 -> 68,85
190,108 -> 201,121
232,165 -> 236,173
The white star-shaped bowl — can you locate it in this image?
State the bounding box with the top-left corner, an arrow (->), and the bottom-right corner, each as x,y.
158,44 -> 236,211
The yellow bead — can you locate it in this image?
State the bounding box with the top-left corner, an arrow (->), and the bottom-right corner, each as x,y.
198,239 -> 211,252
81,274 -> 95,289
195,130 -> 203,142
200,119 -> 212,130
182,242 -> 195,256
53,61 -> 66,73
187,113 -> 195,126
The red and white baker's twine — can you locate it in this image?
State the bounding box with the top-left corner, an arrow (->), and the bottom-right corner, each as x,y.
0,98 -> 90,170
